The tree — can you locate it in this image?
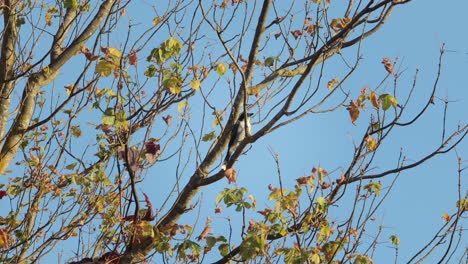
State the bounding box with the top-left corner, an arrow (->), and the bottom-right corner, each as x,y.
0,0 -> 466,263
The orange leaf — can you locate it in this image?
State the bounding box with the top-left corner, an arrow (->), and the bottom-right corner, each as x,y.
442,212 -> 451,222
347,100 -> 360,125
224,168 -> 237,184
382,58 -> 393,73
128,50 -> 137,66
291,30 -> 303,40
162,115 -> 172,126
369,91 -> 380,109
0,228 -> 12,249
197,217 -> 211,241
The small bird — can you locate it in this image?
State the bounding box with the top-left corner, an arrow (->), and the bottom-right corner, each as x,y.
222,112 -> 253,170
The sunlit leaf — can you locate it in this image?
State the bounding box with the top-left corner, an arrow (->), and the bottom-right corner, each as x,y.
369,90 -> 380,109
347,100 -> 360,125
0,228 -> 12,248
390,235 -> 400,246
63,0 -> 77,10
95,59 -> 114,77
382,58 -> 393,73
71,126 -> 82,138
379,94 -> 398,111
216,63 -> 226,76
327,77 -> 339,91
178,101 -> 187,112
442,212 -> 451,222
190,79 -> 201,91
153,17 -> 162,25
366,135 -> 377,151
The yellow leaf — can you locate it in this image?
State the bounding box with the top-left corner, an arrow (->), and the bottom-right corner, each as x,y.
327,77 -> 339,91
190,79 -> 201,90
95,59 -> 114,76
310,253 -> 321,264
0,228 -> 12,249
366,135 -> 377,151
442,212 -> 451,222
178,101 -> 187,112
45,13 -> 52,26
369,91 -> 380,109
216,63 -> 226,76
153,17 -> 162,25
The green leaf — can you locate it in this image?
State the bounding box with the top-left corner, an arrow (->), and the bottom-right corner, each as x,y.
390,235 -> 400,246
202,131 -> 216,142
66,162 -> 78,170
379,94 -> 398,111
218,243 -> 229,256
264,56 -> 280,67
102,108 -> 115,126
316,197 -> 327,213
63,0 -> 78,10
144,65 -> 157,78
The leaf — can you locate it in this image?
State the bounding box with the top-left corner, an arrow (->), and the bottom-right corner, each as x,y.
178,101 -> 187,112
190,79 -> 201,90
216,63 -> 226,76
45,12 -> 52,26
442,212 -> 451,222
153,17 -> 162,25
390,235 -> 400,246
365,135 -> 377,151
369,90 -> 380,109
66,162 -> 77,170
197,217 -> 211,241
0,190 -> 7,200
95,59 -> 114,77
264,56 -> 279,67
202,131 -> 216,142
63,0 -> 78,10
145,141 -> 160,164
327,77 -> 339,91
382,58 -> 393,73
128,50 -> 138,66
347,100 -> 360,125
291,30 -> 303,39
364,181 -> 381,196
163,75 -> 182,94
0,229 -> 12,248
316,197 -> 327,213
379,94 -> 398,111
162,115 -> 172,126
101,108 -> 115,126
70,125 -> 82,138
224,168 -> 237,184
330,17 -> 351,32
310,253 -> 321,264
144,65 -> 156,78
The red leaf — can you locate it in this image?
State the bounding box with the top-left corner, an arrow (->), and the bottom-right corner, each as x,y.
0,190 -> 7,200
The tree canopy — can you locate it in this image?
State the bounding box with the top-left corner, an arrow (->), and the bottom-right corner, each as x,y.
0,0 -> 466,263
